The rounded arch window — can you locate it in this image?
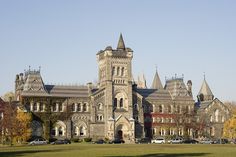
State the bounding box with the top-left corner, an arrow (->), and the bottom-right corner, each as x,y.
98,103 -> 103,110
215,109 -> 219,122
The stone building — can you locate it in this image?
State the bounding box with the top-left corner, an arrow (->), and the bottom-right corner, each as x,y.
15,34 -> 230,142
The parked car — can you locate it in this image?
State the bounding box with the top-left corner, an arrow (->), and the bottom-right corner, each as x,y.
151,137 -> 165,144
51,139 -> 71,145
28,138 -> 47,145
214,138 -> 229,144
182,139 -> 199,144
135,138 -> 151,144
167,137 -> 183,144
109,138 -> 125,144
93,139 -> 106,144
199,139 -> 214,144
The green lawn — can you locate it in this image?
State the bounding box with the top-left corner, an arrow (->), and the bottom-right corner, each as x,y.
1,143 -> 236,157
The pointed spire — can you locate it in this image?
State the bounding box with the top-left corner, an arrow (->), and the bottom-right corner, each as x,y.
151,69 -> 163,90
117,33 -> 125,50
198,76 -> 214,101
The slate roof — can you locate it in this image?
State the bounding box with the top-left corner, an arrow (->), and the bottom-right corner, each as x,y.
198,79 -> 214,97
136,89 -> 172,101
151,70 -> 163,90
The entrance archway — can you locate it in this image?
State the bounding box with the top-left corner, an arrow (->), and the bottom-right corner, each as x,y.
118,130 -> 123,139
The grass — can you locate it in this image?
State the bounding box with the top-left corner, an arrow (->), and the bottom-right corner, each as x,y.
0,143 -> 236,157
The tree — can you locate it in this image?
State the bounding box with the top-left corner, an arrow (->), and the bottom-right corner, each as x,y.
15,110 -> 32,143
1,91 -> 15,102
223,114 -> 236,139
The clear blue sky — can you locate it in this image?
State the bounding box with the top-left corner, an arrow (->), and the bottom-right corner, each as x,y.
0,0 -> 235,102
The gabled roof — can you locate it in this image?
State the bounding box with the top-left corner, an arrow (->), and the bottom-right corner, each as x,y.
198,78 -> 214,97
151,70 -> 163,89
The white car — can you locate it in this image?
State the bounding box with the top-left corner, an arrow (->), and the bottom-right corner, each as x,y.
151,138 -> 165,144
168,137 -> 183,144
28,138 -> 47,145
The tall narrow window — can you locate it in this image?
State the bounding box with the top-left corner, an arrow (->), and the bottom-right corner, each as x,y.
120,98 -> 123,108
168,105 -> 171,113
33,103 -> 37,111
215,109 -> 219,122
83,103 -> 87,112
72,103 -> 75,112
114,98 -> 117,109
159,105 -> 163,113
121,67 -> 124,76
59,103 -> 63,112
117,67 -> 120,76
52,103 -> 56,112
112,67 -> 115,76
78,103 -> 81,112
40,103 -> 44,112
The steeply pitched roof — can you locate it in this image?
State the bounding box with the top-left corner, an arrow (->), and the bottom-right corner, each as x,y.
198,78 -> 214,97
22,70 -> 48,96
117,33 -> 125,50
151,70 -> 163,89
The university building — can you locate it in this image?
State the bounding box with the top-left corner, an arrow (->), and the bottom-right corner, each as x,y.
14,35 -> 230,142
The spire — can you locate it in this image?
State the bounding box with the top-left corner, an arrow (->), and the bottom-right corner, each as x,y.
137,73 -> 147,89
197,76 -> 214,101
151,69 -> 163,90
117,33 -> 125,50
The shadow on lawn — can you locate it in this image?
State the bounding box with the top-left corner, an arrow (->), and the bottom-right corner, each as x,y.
0,149 -> 63,157
106,153 -> 210,157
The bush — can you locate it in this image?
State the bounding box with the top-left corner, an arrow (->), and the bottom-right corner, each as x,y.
49,138 -> 57,143
84,138 -> 92,142
71,138 -> 82,143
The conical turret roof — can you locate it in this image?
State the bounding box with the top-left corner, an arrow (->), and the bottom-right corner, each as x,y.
151,70 -> 163,89
117,33 -> 125,50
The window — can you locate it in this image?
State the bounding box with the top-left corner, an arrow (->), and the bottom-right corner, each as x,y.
114,98 -> 117,109
210,115 -> 213,122
78,103 -> 81,112
80,126 -> 86,136
33,103 -> 37,111
74,127 -> 79,136
121,67 -> 124,76
134,103 -> 138,110
83,103 -> 87,112
39,103 -> 44,112
58,127 -> 63,136
59,103 -> 63,112
112,67 -> 115,76
72,103 -> 76,112
117,67 -> 120,76
215,109 -> 219,122
98,103 -> 103,110
177,105 -> 181,113
52,103 -> 57,112
168,105 -> 171,113
222,116 -> 225,122
159,105 -> 163,113
120,98 -> 123,108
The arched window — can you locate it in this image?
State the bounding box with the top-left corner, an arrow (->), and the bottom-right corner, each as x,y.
74,127 -> 79,136
114,98 -> 117,109
120,98 -> 123,108
52,103 -> 56,112
215,109 -> 219,122
78,103 -> 81,112
83,103 -> 87,112
159,105 -> 163,113
98,103 -> 103,110
121,67 -> 124,76
117,67 -> 120,76
39,103 -> 44,112
72,103 -> 76,112
112,67 -> 115,76
33,103 -> 37,111
210,115 -> 213,122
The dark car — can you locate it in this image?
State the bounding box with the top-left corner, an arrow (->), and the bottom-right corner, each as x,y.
214,138 -> 229,144
93,139 -> 106,144
110,138 -> 125,144
135,138 -> 151,144
51,139 -> 71,145
183,139 -> 199,144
